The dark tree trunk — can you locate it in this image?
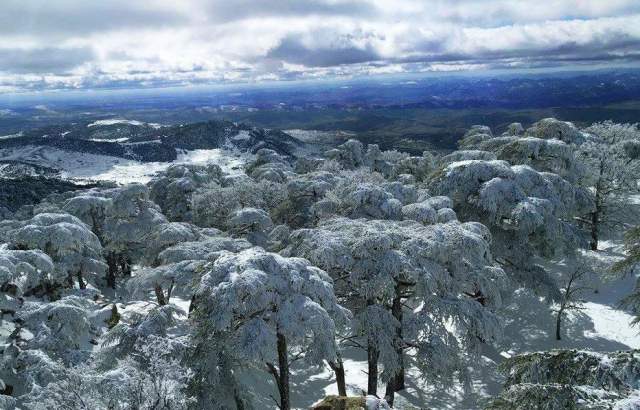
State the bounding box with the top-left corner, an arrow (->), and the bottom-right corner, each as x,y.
385,285 -> 405,406
366,298 -> 379,396
329,357 -> 347,397
77,271 -> 86,290
188,294 -> 197,317
555,307 -> 564,341
276,332 -> 290,410
367,342 -> 379,396
590,164 -> 604,251
120,255 -> 132,277
166,279 -> 175,304
590,209 -> 600,251
105,252 -> 118,289
154,283 -> 167,305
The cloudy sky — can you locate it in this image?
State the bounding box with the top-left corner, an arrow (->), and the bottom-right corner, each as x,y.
1,0 -> 640,93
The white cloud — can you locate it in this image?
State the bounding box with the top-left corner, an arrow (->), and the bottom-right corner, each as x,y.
0,0 -> 639,92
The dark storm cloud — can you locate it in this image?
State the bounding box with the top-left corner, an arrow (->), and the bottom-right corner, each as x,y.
0,47 -> 95,74
266,36 -> 381,67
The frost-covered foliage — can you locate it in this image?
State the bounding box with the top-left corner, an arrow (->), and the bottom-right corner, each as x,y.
440,150 -> 497,166
0,248 -> 54,296
458,125 -> 495,149
460,136 -> 583,182
246,148 -> 293,183
578,121 -> 640,250
429,159 -> 592,298
325,139 -> 434,181
191,248 -> 349,409
5,213 -> 107,290
102,304 -> 185,358
16,296 -> 97,358
488,349 -> 640,409
524,118 -> 585,145
61,185 -> 212,287
23,336 -> 192,410
228,207 -> 274,247
457,119 -> 585,180
148,163 -> 223,221
284,216 -> 505,401
129,233 -> 252,304
192,178 -> 286,229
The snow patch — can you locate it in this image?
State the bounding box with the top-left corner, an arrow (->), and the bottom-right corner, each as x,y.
87,119 -> 162,129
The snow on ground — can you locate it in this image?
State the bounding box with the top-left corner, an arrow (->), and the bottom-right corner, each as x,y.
0,132 -> 22,140
87,137 -> 130,143
0,145 -> 247,183
87,118 -> 163,128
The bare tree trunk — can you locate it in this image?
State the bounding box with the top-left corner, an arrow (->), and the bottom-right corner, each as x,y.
555,306 -> 564,341
77,271 -> 86,290
590,208 -> 600,251
590,164 -> 604,251
154,283 -> 167,305
385,286 -> 405,406
105,252 -> 118,289
188,293 -> 197,318
166,279 -> 175,304
366,298 -> 379,396
367,342 -> 379,396
276,332 -> 290,410
329,357 -> 347,397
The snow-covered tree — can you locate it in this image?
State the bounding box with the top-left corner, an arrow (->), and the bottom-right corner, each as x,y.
488,350 -> 640,409
578,121 -> 640,250
284,216 -> 505,404
429,159 -> 592,298
148,163 -> 223,222
190,248 -> 349,410
525,118 -> 586,145
192,179 -> 286,229
6,213 -> 107,292
131,235 -> 252,306
22,336 -> 192,410
0,248 -> 54,297
228,207 -> 274,247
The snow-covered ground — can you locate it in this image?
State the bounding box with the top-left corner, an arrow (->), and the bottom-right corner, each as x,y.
0,145 -> 247,183
87,118 -> 163,129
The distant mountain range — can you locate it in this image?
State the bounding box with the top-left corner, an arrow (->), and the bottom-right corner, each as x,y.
0,119 -> 303,163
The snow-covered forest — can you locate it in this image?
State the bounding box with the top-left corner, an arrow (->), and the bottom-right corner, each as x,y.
3,118 -> 640,409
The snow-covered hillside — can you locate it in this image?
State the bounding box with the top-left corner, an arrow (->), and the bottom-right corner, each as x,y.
0,145 -> 246,183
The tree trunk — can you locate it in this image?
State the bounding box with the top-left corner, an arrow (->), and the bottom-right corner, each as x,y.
590,165 -> 604,251
555,307 -> 564,341
385,286 -> 405,406
590,209 -> 599,251
120,255 -> 132,277
367,341 -> 379,396
276,332 -> 290,410
154,283 -> 167,305
366,299 -> 379,396
329,357 -> 347,397
188,294 -> 197,318
77,271 -> 86,290
166,279 -> 175,304
105,252 -> 118,289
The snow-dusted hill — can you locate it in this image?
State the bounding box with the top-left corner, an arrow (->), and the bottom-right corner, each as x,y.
0,118 -> 304,183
